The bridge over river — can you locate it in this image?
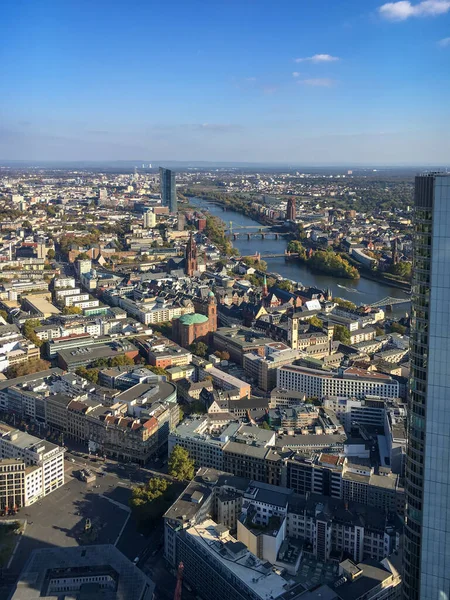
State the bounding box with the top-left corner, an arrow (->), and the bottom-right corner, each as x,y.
225,222 -> 289,240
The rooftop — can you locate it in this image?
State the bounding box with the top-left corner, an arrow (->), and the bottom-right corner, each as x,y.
10,544 -> 155,600
178,313 -> 209,325
185,519 -> 289,600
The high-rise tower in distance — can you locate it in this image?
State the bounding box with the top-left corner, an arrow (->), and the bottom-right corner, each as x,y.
286,197 -> 296,221
404,173 -> 450,600
159,167 -> 177,213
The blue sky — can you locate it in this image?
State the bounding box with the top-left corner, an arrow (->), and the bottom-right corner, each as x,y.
1,0 -> 450,164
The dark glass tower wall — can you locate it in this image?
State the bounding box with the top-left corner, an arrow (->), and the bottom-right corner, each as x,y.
159,167 -> 177,213
404,174 -> 450,600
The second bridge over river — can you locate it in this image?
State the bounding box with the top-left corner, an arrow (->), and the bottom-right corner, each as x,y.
225,222 -> 290,240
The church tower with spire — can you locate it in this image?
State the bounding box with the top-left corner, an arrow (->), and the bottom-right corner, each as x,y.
185,232 -> 198,276
262,274 -> 268,298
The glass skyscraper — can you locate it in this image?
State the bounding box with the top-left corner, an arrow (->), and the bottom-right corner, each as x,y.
404,173 -> 450,600
159,167 -> 177,213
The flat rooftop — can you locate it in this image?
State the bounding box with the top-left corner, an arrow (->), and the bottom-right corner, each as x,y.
10,544 -> 155,600
25,297 -> 61,315
115,381 -> 176,405
185,519 -> 288,600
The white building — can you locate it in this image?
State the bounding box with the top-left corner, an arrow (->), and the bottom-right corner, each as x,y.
118,297 -> 193,325
277,365 -> 399,400
0,422 -> 65,504
143,209 -> 156,228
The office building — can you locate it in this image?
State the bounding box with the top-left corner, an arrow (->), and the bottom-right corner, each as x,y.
11,545 -> 155,600
277,365 -> 399,400
404,173 -> 450,600
159,167 -> 177,213
0,458 -> 25,512
0,422 -> 65,504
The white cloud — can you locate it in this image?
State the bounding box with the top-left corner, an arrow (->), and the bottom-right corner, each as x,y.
294,54 -> 339,63
292,71 -> 300,77
379,0 -> 450,20
438,36 -> 450,46
299,78 -> 335,87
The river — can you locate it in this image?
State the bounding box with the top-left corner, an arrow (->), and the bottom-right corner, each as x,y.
188,196 -> 409,315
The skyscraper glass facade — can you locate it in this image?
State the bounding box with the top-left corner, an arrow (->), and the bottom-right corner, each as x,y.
159,167 -> 177,213
404,174 -> 450,600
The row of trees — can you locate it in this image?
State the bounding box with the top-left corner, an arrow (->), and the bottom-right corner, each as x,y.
128,447 -> 195,530
204,215 -> 236,256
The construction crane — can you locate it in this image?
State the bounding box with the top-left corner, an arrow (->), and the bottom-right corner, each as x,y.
174,561 -> 184,600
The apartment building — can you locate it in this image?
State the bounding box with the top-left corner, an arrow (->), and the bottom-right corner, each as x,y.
277,365 -> 399,400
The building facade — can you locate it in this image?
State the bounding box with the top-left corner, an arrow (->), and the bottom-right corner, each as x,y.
185,232 -> 198,276
404,173 -> 450,600
159,167 -> 177,213
277,365 -> 399,400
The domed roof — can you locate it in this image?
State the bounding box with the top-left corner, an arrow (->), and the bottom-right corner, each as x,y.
179,313 -> 209,326
208,290 -> 215,297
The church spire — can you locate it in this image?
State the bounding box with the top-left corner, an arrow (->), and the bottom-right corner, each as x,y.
262,274 -> 268,297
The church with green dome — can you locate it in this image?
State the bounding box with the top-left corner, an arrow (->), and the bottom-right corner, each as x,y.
173,292 -> 217,348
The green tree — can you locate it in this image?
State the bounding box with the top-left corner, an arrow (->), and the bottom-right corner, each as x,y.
387,261 -> 412,280
375,326 -> 385,337
75,366 -> 100,384
109,355 -> 134,367
168,445 -> 195,481
146,365 -> 169,377
22,319 -> 43,347
5,359 -> 50,379
259,420 -> 271,430
287,240 -> 307,260
62,306 -> 82,315
242,256 -> 268,272
334,297 -> 357,311
333,324 -> 351,344
189,341 -> 208,357
77,252 -> 90,260
276,280 -> 294,292
308,250 -> 359,279
390,322 -> 407,335
92,358 -> 109,368
130,477 -> 169,509
22,220 -> 32,230
308,316 -> 324,329
0,309 -> 8,322
47,248 -> 56,260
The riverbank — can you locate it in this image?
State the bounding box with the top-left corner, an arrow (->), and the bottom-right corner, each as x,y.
186,191 -> 273,227
354,268 -> 410,291
190,193 -> 411,292
188,195 -> 411,312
